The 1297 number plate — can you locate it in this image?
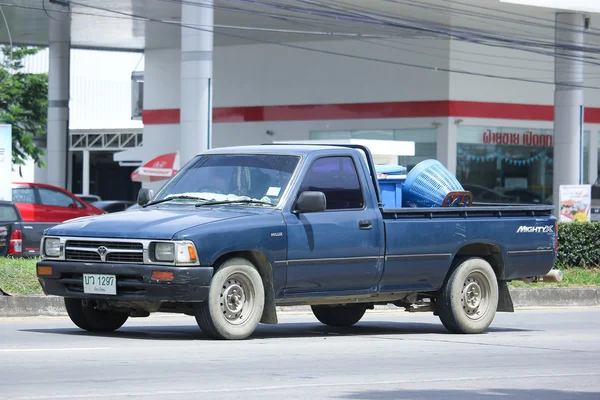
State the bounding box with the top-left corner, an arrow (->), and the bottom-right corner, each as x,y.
83,273 -> 117,295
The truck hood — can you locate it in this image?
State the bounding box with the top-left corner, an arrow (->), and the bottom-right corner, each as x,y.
45,206 -> 261,239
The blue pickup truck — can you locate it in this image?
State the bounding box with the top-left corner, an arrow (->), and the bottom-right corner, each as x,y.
36,144 -> 558,340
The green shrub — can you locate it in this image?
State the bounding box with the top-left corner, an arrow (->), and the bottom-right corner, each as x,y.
557,221 -> 600,268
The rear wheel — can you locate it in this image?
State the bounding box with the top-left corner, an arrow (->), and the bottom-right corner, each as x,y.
437,257 -> 499,334
196,258 -> 265,340
311,304 -> 367,327
64,298 -> 129,332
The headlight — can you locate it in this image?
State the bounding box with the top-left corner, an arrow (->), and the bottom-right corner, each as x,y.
44,238 -> 62,257
155,243 -> 175,262
152,241 -> 198,265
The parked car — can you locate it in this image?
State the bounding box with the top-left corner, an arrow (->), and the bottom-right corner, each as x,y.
76,194 -> 102,203
36,144 -> 558,340
11,182 -> 106,227
501,188 -> 550,205
0,201 -> 44,257
92,200 -> 135,213
462,184 -> 518,204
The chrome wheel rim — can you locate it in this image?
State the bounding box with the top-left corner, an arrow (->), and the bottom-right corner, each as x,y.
461,271 -> 491,320
219,273 -> 255,325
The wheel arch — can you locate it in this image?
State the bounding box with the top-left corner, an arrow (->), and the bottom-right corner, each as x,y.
212,250 -> 278,324
444,242 -> 513,313
451,242 -> 505,281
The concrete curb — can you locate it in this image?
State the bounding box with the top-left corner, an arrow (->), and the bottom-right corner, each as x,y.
1,287 -> 599,318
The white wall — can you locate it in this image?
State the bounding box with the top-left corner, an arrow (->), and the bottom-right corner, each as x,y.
209,38 -> 452,148
213,38 -> 452,107
449,41 -> 600,107
19,48 -> 145,130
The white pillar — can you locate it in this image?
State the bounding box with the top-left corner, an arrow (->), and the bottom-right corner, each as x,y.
180,0 -> 214,165
34,154 -> 47,184
436,118 -> 457,176
589,130 -> 598,185
82,150 -> 90,195
46,2 -> 71,189
67,150 -> 73,192
553,12 -> 585,214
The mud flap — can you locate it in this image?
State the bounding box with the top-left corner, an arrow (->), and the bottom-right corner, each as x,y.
496,280 -> 514,312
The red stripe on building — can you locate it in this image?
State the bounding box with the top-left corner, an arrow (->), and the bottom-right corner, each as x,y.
142,109 -> 180,125
448,101 -> 555,121
141,101 -> 600,124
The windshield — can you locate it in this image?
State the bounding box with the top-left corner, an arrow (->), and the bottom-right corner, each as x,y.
152,153 -> 301,206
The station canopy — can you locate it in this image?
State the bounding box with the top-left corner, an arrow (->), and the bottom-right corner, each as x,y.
2,0 -> 600,51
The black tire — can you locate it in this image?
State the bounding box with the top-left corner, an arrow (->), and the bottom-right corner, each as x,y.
437,257 -> 499,334
64,298 -> 129,332
196,258 -> 265,340
311,304 -> 367,327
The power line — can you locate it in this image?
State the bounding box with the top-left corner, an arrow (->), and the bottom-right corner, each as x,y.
4,0 -> 600,87
56,0 -> 600,90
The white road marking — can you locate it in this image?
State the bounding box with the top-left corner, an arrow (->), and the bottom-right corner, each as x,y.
9,372 -> 600,399
0,347 -> 111,353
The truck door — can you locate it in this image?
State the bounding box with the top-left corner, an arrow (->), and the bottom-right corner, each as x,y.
284,155 -> 382,294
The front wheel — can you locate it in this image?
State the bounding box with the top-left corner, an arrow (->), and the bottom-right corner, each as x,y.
64,298 -> 129,332
437,257 -> 499,334
195,258 -> 265,340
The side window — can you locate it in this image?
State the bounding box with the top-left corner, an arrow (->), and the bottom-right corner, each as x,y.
299,156 -> 364,210
38,188 -> 75,208
11,187 -> 36,204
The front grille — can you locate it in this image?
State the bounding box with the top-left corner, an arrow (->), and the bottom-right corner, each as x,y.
65,240 -> 144,264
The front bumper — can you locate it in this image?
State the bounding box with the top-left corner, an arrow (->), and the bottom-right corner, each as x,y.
36,260 -> 214,302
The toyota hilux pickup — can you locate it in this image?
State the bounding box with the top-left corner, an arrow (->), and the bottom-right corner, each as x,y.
36,144 -> 558,340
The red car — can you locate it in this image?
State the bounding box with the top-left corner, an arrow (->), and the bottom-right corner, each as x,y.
11,182 -> 105,224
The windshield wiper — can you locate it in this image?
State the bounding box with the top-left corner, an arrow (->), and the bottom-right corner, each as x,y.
143,195 -> 212,208
195,199 -> 274,207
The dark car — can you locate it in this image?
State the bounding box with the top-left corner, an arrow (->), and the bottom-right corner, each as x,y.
0,201 -> 47,257
91,200 -> 135,213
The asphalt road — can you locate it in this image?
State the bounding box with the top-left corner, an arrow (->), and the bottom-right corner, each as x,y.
1,308 -> 599,400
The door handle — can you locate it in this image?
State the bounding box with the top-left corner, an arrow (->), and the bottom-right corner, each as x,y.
358,219 -> 372,230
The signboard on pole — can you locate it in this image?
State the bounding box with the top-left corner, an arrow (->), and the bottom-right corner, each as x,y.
0,124 -> 12,201
559,184 -> 591,222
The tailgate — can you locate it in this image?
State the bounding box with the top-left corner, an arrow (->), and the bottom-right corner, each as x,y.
0,224 -> 11,257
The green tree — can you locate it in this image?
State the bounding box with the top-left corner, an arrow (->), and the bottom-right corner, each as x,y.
0,45 -> 48,168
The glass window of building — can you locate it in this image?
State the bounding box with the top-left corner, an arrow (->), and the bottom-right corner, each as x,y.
455,126 -> 591,205
310,128 -> 436,170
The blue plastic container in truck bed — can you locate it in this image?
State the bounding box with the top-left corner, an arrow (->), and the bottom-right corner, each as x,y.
375,160 -> 472,208
375,164 -> 407,208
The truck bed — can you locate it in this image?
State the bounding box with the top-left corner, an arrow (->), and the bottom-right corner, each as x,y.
378,204 -> 556,293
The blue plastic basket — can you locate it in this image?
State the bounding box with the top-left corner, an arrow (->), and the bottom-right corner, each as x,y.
402,159 -> 464,208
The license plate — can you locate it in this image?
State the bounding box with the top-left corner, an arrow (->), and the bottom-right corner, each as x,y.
83,273 -> 117,295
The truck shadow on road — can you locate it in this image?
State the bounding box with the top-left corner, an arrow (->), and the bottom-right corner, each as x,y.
20,319 -> 534,341
337,388 -> 599,400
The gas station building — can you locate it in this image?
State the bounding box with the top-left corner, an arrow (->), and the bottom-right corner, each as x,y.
3,0 -> 600,211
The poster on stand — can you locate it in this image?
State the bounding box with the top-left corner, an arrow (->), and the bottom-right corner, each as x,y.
559,184 -> 591,222
0,124 -> 12,201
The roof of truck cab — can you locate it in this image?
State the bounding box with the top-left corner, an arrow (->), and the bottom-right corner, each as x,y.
201,144 -> 361,156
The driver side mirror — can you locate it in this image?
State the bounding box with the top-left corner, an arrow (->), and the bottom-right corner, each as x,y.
137,188 -> 154,206
294,191 -> 326,213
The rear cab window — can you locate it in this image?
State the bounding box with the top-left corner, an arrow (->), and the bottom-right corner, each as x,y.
0,204 -> 19,222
